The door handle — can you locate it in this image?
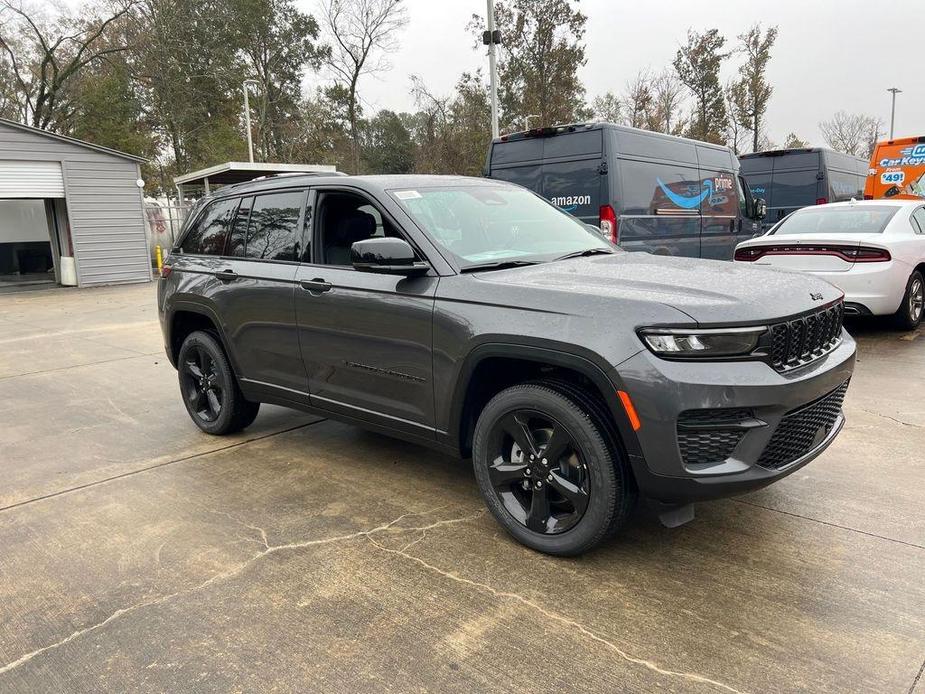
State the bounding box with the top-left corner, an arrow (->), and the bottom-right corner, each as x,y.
300,278 -> 332,293
215,269 -> 238,282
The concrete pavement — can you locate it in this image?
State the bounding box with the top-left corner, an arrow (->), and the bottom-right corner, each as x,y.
0,283 -> 923,692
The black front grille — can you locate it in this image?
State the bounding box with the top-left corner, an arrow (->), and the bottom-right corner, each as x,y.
677,409 -> 751,466
757,381 -> 849,470
769,302 -> 844,371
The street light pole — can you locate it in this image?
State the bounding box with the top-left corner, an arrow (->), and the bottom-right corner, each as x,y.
486,0 -> 500,140
887,87 -> 902,140
243,79 -> 260,163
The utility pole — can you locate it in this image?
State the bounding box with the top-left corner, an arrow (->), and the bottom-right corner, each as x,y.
243,79 -> 261,163
484,0 -> 501,140
887,87 -> 902,140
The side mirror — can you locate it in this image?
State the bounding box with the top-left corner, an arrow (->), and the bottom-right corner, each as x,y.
351,237 -> 429,276
754,197 -> 768,220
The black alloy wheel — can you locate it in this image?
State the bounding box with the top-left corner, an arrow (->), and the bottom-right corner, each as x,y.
472,383 -> 635,556
181,345 -> 224,422
485,409 -> 590,534
177,330 -> 260,435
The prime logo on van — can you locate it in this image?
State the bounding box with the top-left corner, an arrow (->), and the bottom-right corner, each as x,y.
551,194 -> 592,212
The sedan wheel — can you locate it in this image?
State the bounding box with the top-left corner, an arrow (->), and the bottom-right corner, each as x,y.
895,270 -> 925,330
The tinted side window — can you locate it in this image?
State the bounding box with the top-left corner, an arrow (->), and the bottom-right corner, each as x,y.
227,196 -> 252,257
620,160 -> 702,215
244,191 -> 305,261
180,198 -> 238,255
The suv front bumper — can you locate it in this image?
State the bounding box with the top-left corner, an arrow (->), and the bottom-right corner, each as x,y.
613,332 -> 856,503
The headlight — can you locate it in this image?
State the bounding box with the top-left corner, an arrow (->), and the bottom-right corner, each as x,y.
639,327 -> 766,358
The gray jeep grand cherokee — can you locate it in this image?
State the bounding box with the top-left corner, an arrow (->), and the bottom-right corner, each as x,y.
158,174 -> 855,556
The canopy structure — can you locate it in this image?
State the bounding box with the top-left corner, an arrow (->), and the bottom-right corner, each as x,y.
174,162 -> 337,200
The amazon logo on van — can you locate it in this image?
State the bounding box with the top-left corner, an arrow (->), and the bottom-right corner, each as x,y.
551,195 -> 591,212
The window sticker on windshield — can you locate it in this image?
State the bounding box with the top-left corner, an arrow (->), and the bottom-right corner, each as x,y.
394,190 -> 422,200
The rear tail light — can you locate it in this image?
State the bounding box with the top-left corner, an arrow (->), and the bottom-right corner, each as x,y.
734,247 -> 763,262
160,264 -> 172,278
863,194 -> 873,200
734,245 -> 891,263
846,246 -> 891,262
600,204 -> 618,244
815,197 -> 828,205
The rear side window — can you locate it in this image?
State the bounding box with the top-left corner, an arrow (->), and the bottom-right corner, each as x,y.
180,198 -> 238,255
243,191 -> 305,261
911,207 -> 925,234
620,161 -> 702,215
226,196 -> 252,257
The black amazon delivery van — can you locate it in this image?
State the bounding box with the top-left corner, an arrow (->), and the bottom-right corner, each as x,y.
739,148 -> 868,231
485,121 -> 766,260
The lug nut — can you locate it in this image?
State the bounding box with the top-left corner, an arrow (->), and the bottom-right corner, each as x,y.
530,454 -> 535,460
525,468 -> 531,475
547,474 -> 553,482
535,481 -> 543,489
542,458 -> 548,466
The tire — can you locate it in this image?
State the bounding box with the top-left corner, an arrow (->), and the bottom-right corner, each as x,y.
177,330 -> 260,435
472,383 -> 635,556
893,270 -> 924,331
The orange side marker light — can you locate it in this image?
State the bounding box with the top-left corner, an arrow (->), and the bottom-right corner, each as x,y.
617,390 -> 641,431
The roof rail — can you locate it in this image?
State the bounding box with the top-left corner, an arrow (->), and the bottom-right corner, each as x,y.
218,170 -> 348,194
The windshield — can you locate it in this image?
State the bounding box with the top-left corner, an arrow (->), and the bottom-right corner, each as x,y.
388,185 -> 611,268
772,205 -> 898,235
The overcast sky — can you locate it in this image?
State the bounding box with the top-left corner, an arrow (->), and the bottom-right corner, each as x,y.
304,0 -> 924,146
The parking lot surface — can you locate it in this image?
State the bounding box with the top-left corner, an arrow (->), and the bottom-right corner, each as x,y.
0,283 -> 923,693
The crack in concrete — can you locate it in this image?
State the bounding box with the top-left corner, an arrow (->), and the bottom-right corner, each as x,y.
859,408 -> 922,428
0,508 -> 482,677
732,499 -> 925,551
365,536 -> 749,694
910,655 -> 925,694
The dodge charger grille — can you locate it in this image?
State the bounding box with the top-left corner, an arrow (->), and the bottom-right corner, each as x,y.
757,381 -> 849,470
769,302 -> 844,371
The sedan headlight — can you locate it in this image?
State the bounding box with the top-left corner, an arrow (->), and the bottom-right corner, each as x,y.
638,327 -> 766,358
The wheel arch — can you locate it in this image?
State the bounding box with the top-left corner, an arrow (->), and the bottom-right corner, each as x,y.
167,301 -> 237,372
445,342 -> 643,460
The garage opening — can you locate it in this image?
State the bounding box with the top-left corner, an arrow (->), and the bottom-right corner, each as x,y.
0,161 -> 74,289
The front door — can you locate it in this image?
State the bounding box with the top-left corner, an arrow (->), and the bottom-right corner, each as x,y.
699,169 -> 740,260
294,188 -> 437,437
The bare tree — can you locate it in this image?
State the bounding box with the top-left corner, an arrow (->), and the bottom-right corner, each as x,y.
622,70 -> 653,129
650,69 -> 686,135
319,0 -> 407,173
724,81 -> 748,154
820,111 -> 883,157
0,0 -> 137,130
730,23 -> 778,153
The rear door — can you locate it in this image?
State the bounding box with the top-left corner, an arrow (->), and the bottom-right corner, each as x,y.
213,188 -> 309,400
769,152 -> 823,224
489,130 -> 604,225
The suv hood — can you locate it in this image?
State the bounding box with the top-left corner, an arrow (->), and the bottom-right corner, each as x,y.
474,252 -> 843,325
